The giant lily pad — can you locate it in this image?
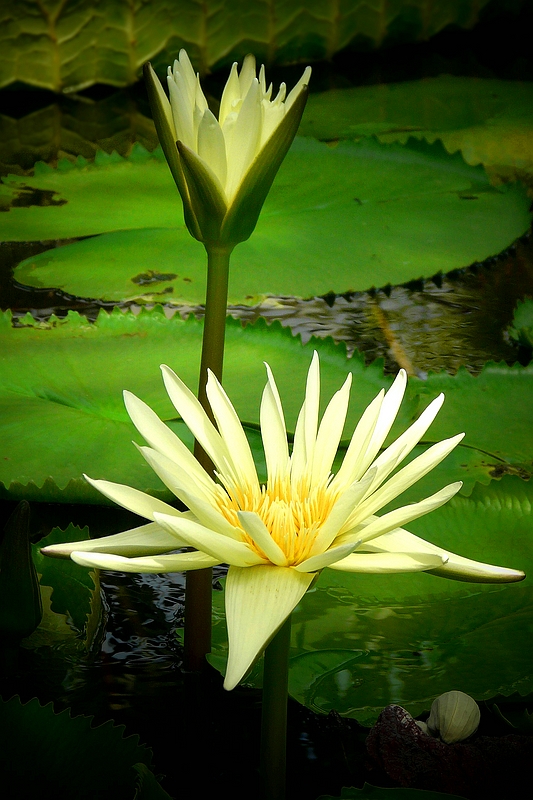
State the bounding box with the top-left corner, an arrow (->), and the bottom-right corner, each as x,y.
0,695 -> 160,800
30,525 -> 101,642
5,138 -> 531,301
0,0 -> 492,92
0,308 -> 404,503
408,362 -> 533,464
210,475 -> 533,724
1,308 -> 532,503
300,77 -> 533,180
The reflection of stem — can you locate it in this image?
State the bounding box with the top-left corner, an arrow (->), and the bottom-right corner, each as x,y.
370,299 -> 417,376
260,616 -> 291,800
184,244 -> 233,671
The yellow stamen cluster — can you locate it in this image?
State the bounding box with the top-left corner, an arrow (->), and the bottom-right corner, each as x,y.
215,476 -> 341,565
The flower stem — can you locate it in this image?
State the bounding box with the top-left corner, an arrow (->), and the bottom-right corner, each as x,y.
260,615 -> 292,800
184,244 -> 233,671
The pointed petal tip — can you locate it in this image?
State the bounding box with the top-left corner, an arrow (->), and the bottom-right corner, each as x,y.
223,675 -> 239,691
494,567 -> 526,582
430,561 -> 526,584
40,544 -> 70,559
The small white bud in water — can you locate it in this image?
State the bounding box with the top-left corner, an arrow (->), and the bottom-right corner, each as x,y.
427,690 -> 480,744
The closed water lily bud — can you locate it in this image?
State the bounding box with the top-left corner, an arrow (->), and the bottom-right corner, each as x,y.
427,690 -> 480,743
144,52 -> 311,248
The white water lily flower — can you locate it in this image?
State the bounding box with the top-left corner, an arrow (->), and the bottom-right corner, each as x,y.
144,51 -> 310,246
42,354 -> 524,690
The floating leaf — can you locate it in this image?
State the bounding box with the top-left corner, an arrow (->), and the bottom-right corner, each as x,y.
0,309 -> 403,503
21,583 -> 75,648
2,307 -> 533,503
5,138 -> 531,300
408,362 -> 533,464
300,77 -> 533,181
0,0 -> 492,92
0,96 -> 157,174
0,695 -> 154,800
32,525 -> 101,639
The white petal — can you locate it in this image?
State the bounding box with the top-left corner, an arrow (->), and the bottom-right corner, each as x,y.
123,391 -> 214,496
237,511 -> 288,566
303,351 -> 320,463
311,373 -> 351,485
349,433 -> 464,525
206,370 -> 259,490
224,565 -> 313,690
167,72 -> 195,149
358,370 -> 407,476
177,486 -> 244,541
258,63 -> 267,94
160,365 -> 232,478
294,541 -> 359,573
219,62 -> 240,125
260,363 -> 289,481
71,550 -> 220,573
135,444 -> 218,510
197,108 -> 227,188
326,551 -> 444,573
154,512 -> 264,567
225,78 -> 262,200
285,66 -> 312,109
289,396 -> 308,483
176,49 -> 197,104
365,393 -> 446,493
260,99 -> 285,148
356,482 -> 463,543
238,53 -> 257,98
331,389 -> 384,489
83,475 -> 183,524
194,73 -> 208,113
290,352 -> 320,483
41,521 -> 183,558
220,110 -> 238,157
365,528 -> 526,583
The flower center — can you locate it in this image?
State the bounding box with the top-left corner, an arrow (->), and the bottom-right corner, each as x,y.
215,475 -> 340,565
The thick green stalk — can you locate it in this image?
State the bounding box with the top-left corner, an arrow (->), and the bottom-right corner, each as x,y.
260,615 -> 292,800
184,244 -> 232,671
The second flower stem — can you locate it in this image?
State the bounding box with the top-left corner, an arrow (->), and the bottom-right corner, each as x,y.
260,615 -> 292,800
184,243 -> 233,671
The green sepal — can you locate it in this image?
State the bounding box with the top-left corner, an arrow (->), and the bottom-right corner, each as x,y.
220,86 -> 309,245
0,502 -> 43,640
177,140 -> 228,245
142,62 -> 203,241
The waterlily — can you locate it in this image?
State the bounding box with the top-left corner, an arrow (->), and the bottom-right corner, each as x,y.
142,50 -> 312,672
42,354 -> 524,690
144,51 -> 311,246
